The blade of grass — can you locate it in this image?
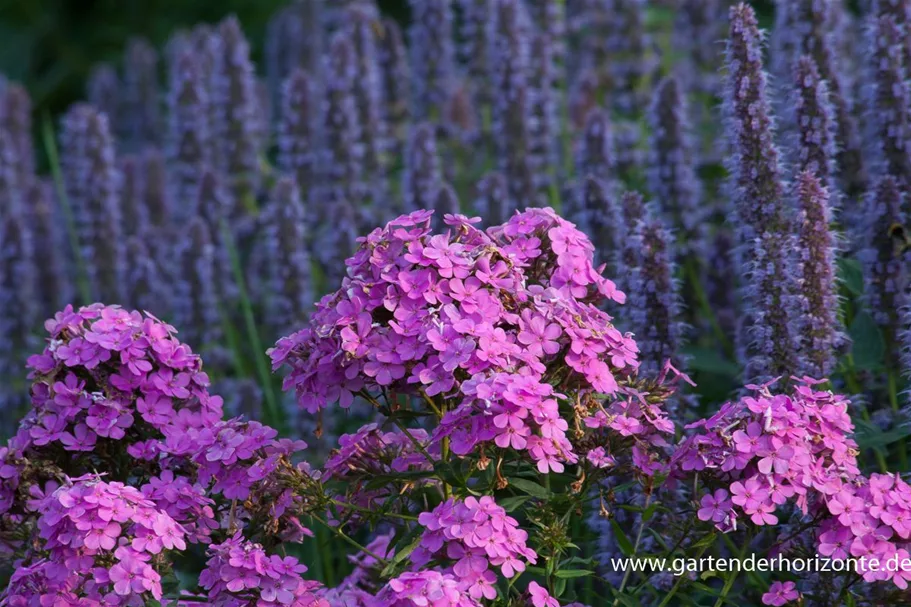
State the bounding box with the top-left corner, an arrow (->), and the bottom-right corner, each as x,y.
41,112 -> 92,304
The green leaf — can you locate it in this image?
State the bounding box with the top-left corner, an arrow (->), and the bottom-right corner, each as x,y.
610,520 -> 635,556
838,257 -> 865,296
689,532 -> 717,550
682,346 -> 739,376
380,534 -> 421,578
498,496 -> 531,512
555,569 -> 594,579
854,418 -> 911,452
850,312 -> 885,371
509,477 -> 551,499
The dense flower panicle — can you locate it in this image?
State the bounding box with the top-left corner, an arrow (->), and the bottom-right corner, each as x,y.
373,571 -> 481,607
0,209 -> 35,423
378,17 -> 412,158
175,217 -> 223,352
528,31 -> 559,206
724,4 -> 801,384
122,37 -> 162,147
0,84 -> 35,187
615,190 -> 645,292
125,235 -> 168,317
472,171 -> 510,226
789,56 -> 838,197
647,76 -> 704,258
457,0 -> 493,111
167,48 -> 212,222
408,0 -> 455,121
672,0 -> 726,95
403,122 -> 443,214
199,533 -> 328,607
0,476 -> 186,605
263,177 -> 312,336
627,208 -> 687,393
867,14 -> 911,189
270,208 -> 674,477
27,182 -> 72,317
195,169 -> 238,302
873,0 -> 911,69
212,16 -> 261,209
490,0 -> 535,211
278,68 -> 317,211
119,155 -> 145,236
570,108 -> 615,232
264,0 -> 324,104
860,176 -> 909,371
59,104 -> 126,304
792,172 -> 845,379
580,176 -> 617,269
86,63 -> 120,132
314,34 -> 363,277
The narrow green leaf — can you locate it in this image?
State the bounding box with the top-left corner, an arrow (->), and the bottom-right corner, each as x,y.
509,477 -> 551,499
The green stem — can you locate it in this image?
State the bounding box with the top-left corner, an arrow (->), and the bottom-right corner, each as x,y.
611,489 -> 653,606
888,371 -> 908,469
329,499 -> 418,521
311,514 -> 389,565
684,258 -> 733,358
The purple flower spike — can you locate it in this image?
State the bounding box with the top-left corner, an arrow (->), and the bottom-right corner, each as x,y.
473,171 -> 510,226
432,182 -> 461,227
122,37 -> 161,147
379,17 -> 411,158
60,104 -> 126,305
457,0 -> 493,110
278,68 -> 317,212
409,0 -> 455,121
616,190 -> 646,294
790,57 -> 837,196
212,16 -> 261,210
582,176 -> 619,270
27,181 -> 72,315
86,63 -> 120,133
195,169 -> 237,303
0,206 -> 36,379
490,0 -> 535,211
673,0 -> 726,96
648,76 -> 704,259
571,108 -> 615,234
167,48 -> 211,223
0,84 -> 34,187
792,171 -> 846,379
403,122 -> 442,215
175,217 -> 223,352
125,236 -> 167,318
263,177 -> 312,336
528,32 -> 559,206
0,121 -> 22,221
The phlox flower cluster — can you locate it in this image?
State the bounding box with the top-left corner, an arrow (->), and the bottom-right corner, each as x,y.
414,497 -> 537,600
197,531 -> 329,607
2,475 -> 185,605
674,379 -> 859,531
271,209 -> 675,477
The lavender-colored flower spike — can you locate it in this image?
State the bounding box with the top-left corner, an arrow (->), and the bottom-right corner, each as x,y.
27,182 -> 72,315
457,0 -> 493,110
0,207 -> 35,422
142,148 -> 170,229
409,0 -> 455,121
118,156 -> 145,236
278,68 -> 317,209
867,14 -> 911,187
378,17 -> 412,158
527,0 -> 566,89
343,4 -> 389,214
648,76 -> 703,257
627,206 -> 687,393
196,169 -> 237,302
860,175 -> 909,371
59,104 -> 125,304
0,84 -> 34,186
789,57 -> 837,194
315,34 -> 364,267
432,182 -> 461,224
175,217 -> 222,352
873,0 -> 911,70
528,32 -> 559,206
0,122 -> 22,220
604,0 -> 653,116
570,108 -> 615,232
212,16 -> 261,210
403,122 -> 442,214
724,4 -> 801,383
125,235 -> 167,316
263,177 -> 312,336
673,0 -> 726,96
490,0 -> 535,209
167,49 -> 211,222
582,176 -> 618,269
265,0 -> 325,106
473,171 -> 509,225
792,171 -> 845,378
616,190 -> 646,293
86,63 -> 120,136
122,38 -> 161,147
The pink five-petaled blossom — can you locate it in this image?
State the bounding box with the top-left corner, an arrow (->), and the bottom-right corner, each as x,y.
698,489 -> 732,524
762,581 -> 800,606
528,581 -> 560,607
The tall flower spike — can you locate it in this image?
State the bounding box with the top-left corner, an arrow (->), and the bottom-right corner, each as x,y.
0,208 -> 34,429
378,17 -> 411,158
867,14 -> 911,188
528,32 -> 559,206
647,76 -> 703,258
262,177 -> 312,337
724,3 -> 801,383
792,171 -> 845,379
432,182 -> 461,226
125,235 -> 167,316
403,122 -> 442,214
604,0 -> 653,116
457,0 -> 493,111
571,108 -> 615,233
212,16 -> 261,211
314,34 -> 363,278
409,0 -> 455,121
195,169 -> 237,303
118,156 -> 145,237
167,48 -> 211,223
0,122 -> 22,220
527,0 -> 566,92
175,217 -> 223,353
343,4 -> 389,216
789,57 -> 837,195
122,38 -> 161,147
0,84 -> 34,187
490,0 -> 535,210
86,63 -> 120,132
59,104 -> 125,304
473,171 -> 509,226
582,176 -> 618,269
616,190 -> 646,294
265,0 -> 325,105
673,0 -> 726,96
627,207 -> 687,407
142,148 -> 170,229
860,175 -> 909,374
278,68 -> 317,210
27,181 -> 72,315
873,0 -> 911,70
